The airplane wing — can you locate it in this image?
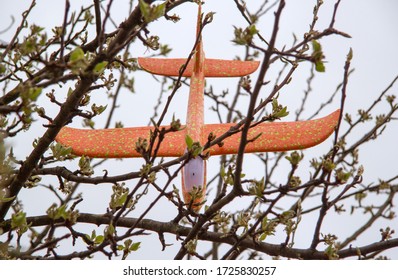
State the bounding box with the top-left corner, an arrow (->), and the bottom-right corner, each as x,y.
55,125 -> 187,158
138,58 -> 260,77
55,110 -> 339,158
203,110 -> 340,155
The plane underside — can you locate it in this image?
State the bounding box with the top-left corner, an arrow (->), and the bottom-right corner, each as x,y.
55,110 -> 340,158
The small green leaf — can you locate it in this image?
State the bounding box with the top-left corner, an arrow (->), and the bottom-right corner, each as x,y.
152,2 -> 166,21
312,40 -> 321,53
261,216 -> 269,230
315,61 -> 325,72
51,142 -> 73,160
185,134 -> 194,149
159,44 -> 172,56
247,177 -> 265,197
145,36 -> 160,50
285,151 -> 303,166
232,24 -> 258,45
105,223 -> 115,237
109,183 -> 134,210
95,235 -> 104,244
11,211 -> 27,229
78,155 -> 94,176
0,193 -> 15,203
312,40 -> 326,72
130,242 -> 141,251
30,24 -> 44,34
87,230 -> 96,240
67,87 -> 74,97
270,98 -> 289,119
28,87 -> 42,101
82,119 -> 95,129
272,98 -> 278,110
46,204 -> 76,221
55,204 -> 68,219
347,47 -> 353,62
139,0 -> 150,20
91,103 -> 107,115
170,114 -> 181,131
70,47 -> 85,62
139,0 -> 166,23
274,106 -> 289,118
322,158 -> 336,172
191,143 -> 203,158
93,61 -> 108,75
86,230 -> 104,245
11,211 -> 32,236
220,164 -> 226,178
139,163 -> 152,177
184,238 -> 198,254
288,176 -> 302,188
0,63 -> 6,74
24,175 -> 41,189
247,24 -> 258,36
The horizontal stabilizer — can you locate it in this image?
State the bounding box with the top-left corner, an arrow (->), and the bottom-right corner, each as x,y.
55,110 -> 340,158
138,57 -> 259,78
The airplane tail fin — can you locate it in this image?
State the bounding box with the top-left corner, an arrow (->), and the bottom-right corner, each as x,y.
138,1 -> 259,78
138,57 -> 259,77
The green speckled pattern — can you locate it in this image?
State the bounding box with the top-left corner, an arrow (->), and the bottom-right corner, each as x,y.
203,110 -> 340,155
186,39 -> 205,143
56,125 -> 187,158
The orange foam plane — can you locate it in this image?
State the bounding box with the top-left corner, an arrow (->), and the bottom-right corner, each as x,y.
56,3 -> 339,211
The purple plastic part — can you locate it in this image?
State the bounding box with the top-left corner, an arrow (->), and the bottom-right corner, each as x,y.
183,156 -> 205,192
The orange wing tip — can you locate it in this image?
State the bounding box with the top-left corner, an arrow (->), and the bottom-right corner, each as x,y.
203,109 -> 341,155
138,57 -> 259,78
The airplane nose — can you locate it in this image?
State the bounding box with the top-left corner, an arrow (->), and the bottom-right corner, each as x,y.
181,156 -> 207,211
183,156 -> 205,193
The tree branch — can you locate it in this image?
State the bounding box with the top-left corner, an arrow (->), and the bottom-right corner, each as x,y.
2,212 -> 397,259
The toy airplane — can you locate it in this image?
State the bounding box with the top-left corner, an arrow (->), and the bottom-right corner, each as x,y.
56,3 -> 340,211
